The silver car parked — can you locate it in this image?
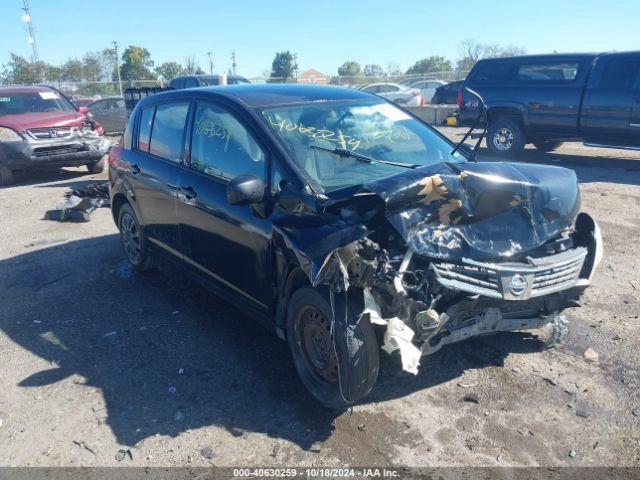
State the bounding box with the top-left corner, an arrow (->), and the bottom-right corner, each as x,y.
87,96 -> 129,134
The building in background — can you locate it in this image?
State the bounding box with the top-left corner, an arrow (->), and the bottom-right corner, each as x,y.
297,69 -> 330,85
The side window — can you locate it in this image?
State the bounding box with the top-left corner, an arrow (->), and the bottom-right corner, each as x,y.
190,103 -> 265,181
115,99 -> 125,109
137,106 -> 155,152
91,100 -> 107,111
517,62 -> 579,83
184,78 -> 198,88
600,58 -> 640,90
472,62 -> 516,84
148,102 -> 189,161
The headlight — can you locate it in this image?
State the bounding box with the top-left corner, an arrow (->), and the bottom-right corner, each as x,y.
0,127 -> 22,142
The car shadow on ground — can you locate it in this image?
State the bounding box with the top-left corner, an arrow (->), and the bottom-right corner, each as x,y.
0,167 -> 96,190
0,235 -> 545,450
473,147 -> 640,187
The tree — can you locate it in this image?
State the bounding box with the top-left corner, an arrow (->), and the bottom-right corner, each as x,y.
338,60 -> 361,77
60,59 -> 83,81
184,56 -> 204,75
82,52 -> 103,81
0,54 -> 39,84
406,56 -> 452,75
385,62 -> 403,76
269,51 -> 297,82
363,64 -> 384,77
456,39 -> 525,72
155,61 -> 185,81
119,46 -> 156,81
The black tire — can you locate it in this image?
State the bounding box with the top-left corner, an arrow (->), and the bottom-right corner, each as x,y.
533,140 -> 563,152
87,156 -> 106,174
487,118 -> 526,158
286,286 -> 379,410
117,203 -> 156,272
0,164 -> 15,186
539,314 -> 569,350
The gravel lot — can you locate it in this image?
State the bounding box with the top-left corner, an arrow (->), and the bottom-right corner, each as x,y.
0,131 -> 639,468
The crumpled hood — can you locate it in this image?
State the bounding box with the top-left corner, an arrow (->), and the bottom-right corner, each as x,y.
349,161 -> 581,260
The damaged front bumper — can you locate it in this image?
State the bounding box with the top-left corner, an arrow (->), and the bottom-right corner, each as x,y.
0,130 -> 110,170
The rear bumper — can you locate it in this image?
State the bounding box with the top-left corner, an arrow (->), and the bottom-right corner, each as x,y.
0,134 -> 110,170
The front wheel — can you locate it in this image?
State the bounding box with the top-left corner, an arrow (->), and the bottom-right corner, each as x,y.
87,156 -> 106,174
286,286 -> 379,410
487,118 -> 526,158
0,164 -> 15,186
533,140 -> 563,152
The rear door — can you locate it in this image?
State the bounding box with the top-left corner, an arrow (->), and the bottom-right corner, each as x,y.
175,100 -> 272,311
581,53 -> 640,143
128,101 -> 190,252
514,59 -> 586,136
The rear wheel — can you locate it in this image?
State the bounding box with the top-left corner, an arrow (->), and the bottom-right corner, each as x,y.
287,286 -> 379,410
118,203 -> 156,272
533,140 -> 563,152
0,165 -> 15,186
87,156 -> 106,174
487,118 -> 526,158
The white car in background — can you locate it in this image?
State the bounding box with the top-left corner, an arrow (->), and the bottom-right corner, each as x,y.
358,82 -> 423,106
409,79 -> 448,104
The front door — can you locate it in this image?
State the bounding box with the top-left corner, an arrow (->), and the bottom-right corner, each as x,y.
175,101 -> 272,311
128,101 -> 190,252
581,54 -> 640,144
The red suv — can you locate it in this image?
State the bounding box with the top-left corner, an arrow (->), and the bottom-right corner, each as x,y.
0,86 -> 111,185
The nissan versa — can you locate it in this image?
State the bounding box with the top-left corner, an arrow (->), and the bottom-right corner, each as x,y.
108,84 -> 602,409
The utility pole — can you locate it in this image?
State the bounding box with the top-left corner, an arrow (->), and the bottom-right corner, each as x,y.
231,52 -> 237,75
113,41 -> 123,97
21,0 -> 40,82
206,52 -> 214,75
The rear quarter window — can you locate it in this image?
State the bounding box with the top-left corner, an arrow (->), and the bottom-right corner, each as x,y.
471,60 -> 580,85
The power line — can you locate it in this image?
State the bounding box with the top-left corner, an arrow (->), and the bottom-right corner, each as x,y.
113,41 -> 123,96
21,0 -> 40,81
206,52 -> 214,75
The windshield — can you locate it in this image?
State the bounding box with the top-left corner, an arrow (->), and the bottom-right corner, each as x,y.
0,91 -> 75,116
261,99 -> 465,191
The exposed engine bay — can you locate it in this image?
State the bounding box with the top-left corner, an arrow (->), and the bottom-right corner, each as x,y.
274,160 -> 602,376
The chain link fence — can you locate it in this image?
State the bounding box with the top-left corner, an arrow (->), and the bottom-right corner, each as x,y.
2,71 -> 469,100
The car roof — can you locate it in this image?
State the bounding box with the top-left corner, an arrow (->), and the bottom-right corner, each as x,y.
0,85 -> 57,94
477,53 -> 597,63
141,84 -> 377,109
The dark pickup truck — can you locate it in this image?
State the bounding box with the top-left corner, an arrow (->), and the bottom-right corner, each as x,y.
458,52 -> 640,157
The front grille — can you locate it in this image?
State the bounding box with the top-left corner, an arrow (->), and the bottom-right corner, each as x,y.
27,127 -> 73,140
33,145 -> 83,157
432,247 -> 588,300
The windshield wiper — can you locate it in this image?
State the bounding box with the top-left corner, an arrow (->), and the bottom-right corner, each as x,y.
309,145 -> 419,169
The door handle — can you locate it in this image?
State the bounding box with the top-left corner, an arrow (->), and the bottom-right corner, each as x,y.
131,164 -> 140,175
179,186 -> 197,200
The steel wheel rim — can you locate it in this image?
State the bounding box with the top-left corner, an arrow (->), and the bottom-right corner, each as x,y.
121,212 -> 141,263
493,127 -> 514,151
296,306 -> 338,384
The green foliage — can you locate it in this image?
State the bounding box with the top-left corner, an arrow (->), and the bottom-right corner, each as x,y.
61,59 -> 83,82
269,51 -> 297,82
1,54 -> 40,84
406,56 -> 452,75
338,60 -> 362,77
363,64 -> 384,77
119,46 -> 156,81
155,61 -> 185,81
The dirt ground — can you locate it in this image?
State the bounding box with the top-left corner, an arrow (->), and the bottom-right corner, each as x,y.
0,131 -> 638,468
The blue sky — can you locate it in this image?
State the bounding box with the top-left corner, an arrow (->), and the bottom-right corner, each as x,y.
2,0 -> 639,77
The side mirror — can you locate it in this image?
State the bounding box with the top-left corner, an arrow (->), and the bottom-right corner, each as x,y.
79,106 -> 89,114
227,174 -> 265,206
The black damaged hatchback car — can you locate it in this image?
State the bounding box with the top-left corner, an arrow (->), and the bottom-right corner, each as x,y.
109,84 -> 602,409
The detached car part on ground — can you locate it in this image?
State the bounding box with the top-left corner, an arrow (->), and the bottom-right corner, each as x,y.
0,86 -> 110,185
109,84 -> 602,409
